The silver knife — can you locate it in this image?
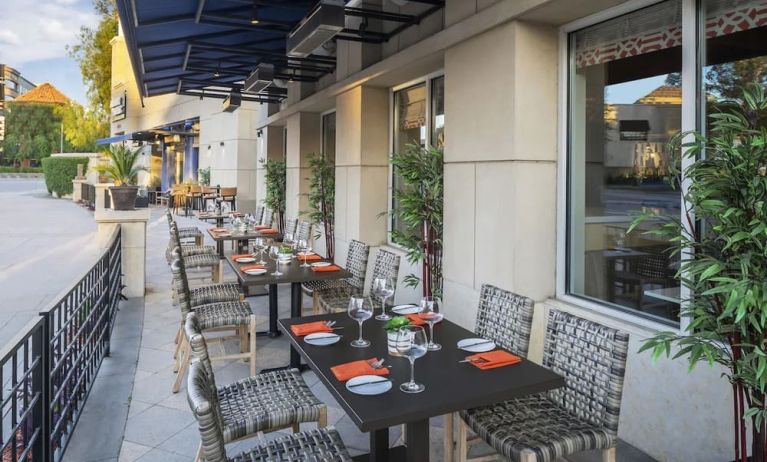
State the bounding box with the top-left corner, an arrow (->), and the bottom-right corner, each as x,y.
348,378 -> 390,389
462,339 -> 494,348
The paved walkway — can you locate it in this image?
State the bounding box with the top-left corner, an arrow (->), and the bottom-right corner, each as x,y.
0,179 -> 100,346
66,207 -> 654,462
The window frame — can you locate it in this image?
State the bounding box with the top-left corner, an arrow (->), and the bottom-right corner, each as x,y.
556,0 -> 699,332
387,70 -> 445,246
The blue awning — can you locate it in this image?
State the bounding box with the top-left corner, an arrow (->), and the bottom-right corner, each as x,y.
96,132 -> 156,145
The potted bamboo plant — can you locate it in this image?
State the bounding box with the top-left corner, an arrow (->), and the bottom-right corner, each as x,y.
387,143 -> 444,297
102,144 -> 146,211
303,153 -> 335,259
631,83 -> 767,462
261,158 -> 286,232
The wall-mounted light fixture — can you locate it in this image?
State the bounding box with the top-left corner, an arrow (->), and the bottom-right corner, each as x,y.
257,129 -> 263,138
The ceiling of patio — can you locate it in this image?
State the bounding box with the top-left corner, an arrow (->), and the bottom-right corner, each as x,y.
115,0 -> 444,104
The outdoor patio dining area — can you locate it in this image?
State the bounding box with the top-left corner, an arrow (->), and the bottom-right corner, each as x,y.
95,207 -> 653,462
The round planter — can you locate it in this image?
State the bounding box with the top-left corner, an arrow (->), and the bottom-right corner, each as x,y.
109,186 -> 138,211
386,331 -> 407,356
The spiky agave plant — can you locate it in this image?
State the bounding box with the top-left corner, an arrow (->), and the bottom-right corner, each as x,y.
102,144 -> 145,186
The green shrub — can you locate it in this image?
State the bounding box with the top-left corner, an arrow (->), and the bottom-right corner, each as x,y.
0,166 -> 44,173
41,157 -> 89,196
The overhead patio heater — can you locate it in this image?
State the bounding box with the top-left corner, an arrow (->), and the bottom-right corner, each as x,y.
287,0 -> 345,58
243,63 -> 275,94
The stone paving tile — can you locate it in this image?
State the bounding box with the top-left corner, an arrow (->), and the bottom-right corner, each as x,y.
117,441 -> 152,462
133,447 -> 191,462
156,422 -> 201,458
123,404 -> 195,448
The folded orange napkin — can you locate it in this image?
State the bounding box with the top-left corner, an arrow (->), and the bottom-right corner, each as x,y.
254,225 -> 271,230
290,321 -> 333,337
240,264 -> 266,272
211,227 -> 227,233
260,229 -> 279,234
405,314 -> 427,326
232,254 -> 254,260
331,358 -> 389,382
466,350 -> 522,370
311,264 -> 341,272
298,253 -> 323,262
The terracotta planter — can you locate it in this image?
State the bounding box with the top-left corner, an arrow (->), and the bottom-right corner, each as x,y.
109,186 -> 138,211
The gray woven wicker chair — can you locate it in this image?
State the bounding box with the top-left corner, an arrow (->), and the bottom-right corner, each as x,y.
184,312 -> 328,462
253,205 -> 264,225
303,240 -> 370,307
166,209 -> 203,243
261,208 -> 273,227
295,221 -> 311,243
165,212 -> 211,264
316,247 -> 399,313
171,255 -> 257,394
187,359 -> 351,462
456,309 -> 629,462
284,217 -> 298,238
168,223 -> 219,288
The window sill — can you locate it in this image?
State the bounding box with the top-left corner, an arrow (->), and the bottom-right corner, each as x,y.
545,295 -> 682,335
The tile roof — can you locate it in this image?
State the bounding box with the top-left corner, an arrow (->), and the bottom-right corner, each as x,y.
11,83 -> 70,105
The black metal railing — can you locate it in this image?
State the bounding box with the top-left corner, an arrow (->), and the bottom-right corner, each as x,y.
0,226 -> 122,462
81,184 -> 95,210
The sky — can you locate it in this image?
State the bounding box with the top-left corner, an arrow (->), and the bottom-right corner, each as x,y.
0,0 -> 99,106
606,75 -> 668,104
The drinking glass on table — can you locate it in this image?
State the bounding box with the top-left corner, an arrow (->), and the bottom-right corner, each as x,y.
347,296 -> 373,348
253,237 -> 267,265
283,232 -> 294,248
297,238 -> 312,267
418,296 -> 444,351
373,277 -> 395,321
396,325 -> 427,393
269,245 -> 283,276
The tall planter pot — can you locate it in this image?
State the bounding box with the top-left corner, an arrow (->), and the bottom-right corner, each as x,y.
109,186 -> 138,211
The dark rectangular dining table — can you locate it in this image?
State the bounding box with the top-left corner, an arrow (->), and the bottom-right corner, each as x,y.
206,228 -> 282,258
227,256 -> 352,366
279,312 -> 565,462
195,211 -> 242,227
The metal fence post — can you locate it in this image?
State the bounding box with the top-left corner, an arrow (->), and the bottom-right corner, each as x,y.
31,315 -> 51,462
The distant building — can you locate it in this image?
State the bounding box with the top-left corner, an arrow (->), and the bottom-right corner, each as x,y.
0,65 -> 36,144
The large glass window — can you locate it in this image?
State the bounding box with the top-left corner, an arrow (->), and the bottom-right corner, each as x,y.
567,0 -> 682,323
391,75 -> 444,239
321,111 -> 336,163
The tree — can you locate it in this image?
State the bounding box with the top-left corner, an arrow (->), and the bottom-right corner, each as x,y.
2,104 -> 67,162
67,0 -> 117,118
706,57 -> 767,100
303,154 -> 335,259
55,102 -> 109,152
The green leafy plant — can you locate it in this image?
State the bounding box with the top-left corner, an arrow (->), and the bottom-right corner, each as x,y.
101,144 -> 145,186
198,167 -> 211,186
630,82 -> 767,462
262,158 -> 286,232
41,156 -> 89,196
383,316 -> 411,332
0,166 -> 43,173
387,143 -> 443,297
303,153 -> 335,259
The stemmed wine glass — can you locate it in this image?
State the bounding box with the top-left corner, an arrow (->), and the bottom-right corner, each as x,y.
396,325 -> 428,393
298,238 -> 312,267
269,245 -> 282,276
347,296 -> 374,348
283,232 -> 294,248
253,237 -> 267,265
373,277 -> 395,321
418,296 -> 444,351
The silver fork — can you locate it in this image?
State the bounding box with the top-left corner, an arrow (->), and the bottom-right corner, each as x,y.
325,320 -> 337,327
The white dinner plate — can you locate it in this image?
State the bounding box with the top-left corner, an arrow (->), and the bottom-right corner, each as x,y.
234,256 -> 256,263
457,338 -> 496,353
304,332 -> 340,346
346,375 -> 392,396
391,304 -> 420,315
244,268 -> 267,276
311,262 -> 331,268
297,251 -> 315,257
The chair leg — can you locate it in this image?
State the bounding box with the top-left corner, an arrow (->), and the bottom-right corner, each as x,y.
457,417 -> 468,462
249,315 -> 257,376
238,326 -> 247,354
602,448 -> 616,462
312,292 -> 319,315
444,412 -> 454,462
194,442 -> 203,462
520,449 -> 536,462
173,332 -> 186,372
292,423 -> 300,433
318,406 -> 327,428
172,341 -> 189,393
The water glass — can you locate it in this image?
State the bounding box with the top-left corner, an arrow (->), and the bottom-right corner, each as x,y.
418,296 -> 444,351
373,277 -> 396,321
254,237 -> 267,265
347,296 -> 374,348
298,239 -> 312,267
396,325 -> 427,393
269,245 -> 282,276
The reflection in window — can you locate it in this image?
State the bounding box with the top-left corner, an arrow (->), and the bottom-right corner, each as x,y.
431,76 -> 445,148
567,0 -> 682,323
322,111 -> 336,163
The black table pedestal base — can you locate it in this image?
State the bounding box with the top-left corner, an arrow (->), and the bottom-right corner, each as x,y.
351,446 -> 407,462
259,283 -> 308,373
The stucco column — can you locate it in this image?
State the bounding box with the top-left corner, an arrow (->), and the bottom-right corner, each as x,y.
256,125 -> 285,203
94,182 -> 114,213
285,112 -> 321,218
94,208 -> 151,298
72,179 -> 86,202
334,86 -> 389,261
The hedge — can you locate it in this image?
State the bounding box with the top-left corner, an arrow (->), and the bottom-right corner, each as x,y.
41,157 -> 89,196
0,166 -> 43,173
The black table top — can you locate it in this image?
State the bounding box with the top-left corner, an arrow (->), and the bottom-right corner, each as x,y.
206,227 -> 282,242
196,212 -> 240,219
226,255 -> 353,286
279,312 -> 565,432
